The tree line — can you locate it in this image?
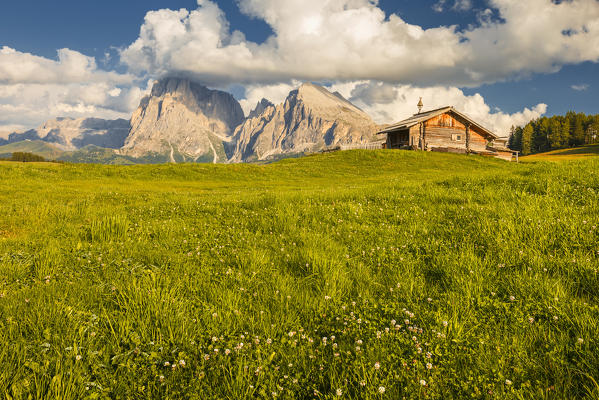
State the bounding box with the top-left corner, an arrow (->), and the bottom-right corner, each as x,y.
1,152 -> 48,162
508,112 -> 599,155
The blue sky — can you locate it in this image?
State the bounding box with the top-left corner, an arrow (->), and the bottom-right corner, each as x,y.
0,0 -> 597,133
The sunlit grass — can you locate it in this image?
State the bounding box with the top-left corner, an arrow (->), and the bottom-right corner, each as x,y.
521,144 -> 599,161
0,150 -> 598,399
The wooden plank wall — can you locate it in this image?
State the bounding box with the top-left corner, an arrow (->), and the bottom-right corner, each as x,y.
423,113 -> 489,152
468,126 -> 489,152
493,150 -> 514,161
409,125 -> 420,148
424,114 -> 466,151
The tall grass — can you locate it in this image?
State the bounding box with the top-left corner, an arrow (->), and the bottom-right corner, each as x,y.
0,150 -> 597,399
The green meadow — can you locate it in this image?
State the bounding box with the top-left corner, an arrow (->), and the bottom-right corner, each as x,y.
0,150 -> 598,399
521,144 -> 599,162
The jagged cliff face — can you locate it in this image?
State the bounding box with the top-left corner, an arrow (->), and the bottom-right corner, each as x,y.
247,98 -> 274,119
0,118 -> 129,150
122,78 -> 245,163
230,83 -> 378,162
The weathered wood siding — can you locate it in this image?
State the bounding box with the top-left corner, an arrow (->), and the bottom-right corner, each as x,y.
423,112 -> 489,152
468,126 -> 490,152
493,150 -> 514,161
409,125 -> 420,147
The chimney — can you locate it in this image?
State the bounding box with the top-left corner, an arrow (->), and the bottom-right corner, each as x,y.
417,98 -> 423,114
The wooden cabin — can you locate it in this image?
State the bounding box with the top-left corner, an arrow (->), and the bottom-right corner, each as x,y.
378,105 -> 518,161
489,138 -> 519,162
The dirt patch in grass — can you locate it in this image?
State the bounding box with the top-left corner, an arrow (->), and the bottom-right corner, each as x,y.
0,228 -> 20,239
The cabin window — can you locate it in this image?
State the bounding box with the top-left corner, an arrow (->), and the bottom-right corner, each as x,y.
451,134 -> 463,142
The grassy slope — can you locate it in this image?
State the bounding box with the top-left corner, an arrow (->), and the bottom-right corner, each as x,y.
56,146 -> 137,165
0,150 -> 598,399
0,140 -> 65,160
521,144 -> 599,161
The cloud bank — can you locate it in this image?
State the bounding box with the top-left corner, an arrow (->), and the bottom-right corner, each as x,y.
121,0 -> 599,86
0,47 -> 145,130
3,0 -> 598,133
331,81 -> 547,137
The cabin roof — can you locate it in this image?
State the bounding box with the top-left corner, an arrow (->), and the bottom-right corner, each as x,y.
378,106 -> 498,140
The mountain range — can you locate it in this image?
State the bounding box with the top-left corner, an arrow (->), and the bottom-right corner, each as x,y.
0,78 -> 381,164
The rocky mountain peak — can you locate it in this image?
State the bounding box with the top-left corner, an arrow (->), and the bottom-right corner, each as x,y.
148,77 -> 245,132
121,77 -> 245,163
230,83 -> 379,163
294,82 -> 369,119
248,98 -> 274,119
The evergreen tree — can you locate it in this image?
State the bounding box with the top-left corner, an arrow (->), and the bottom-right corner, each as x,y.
511,112 -> 597,155
566,111 -> 576,140
548,119 -> 562,149
508,126 -> 516,149
9,152 -> 46,162
561,118 -> 571,148
509,127 -> 523,152
521,124 -> 533,155
588,118 -> 599,144
533,118 -> 550,153
572,115 -> 585,146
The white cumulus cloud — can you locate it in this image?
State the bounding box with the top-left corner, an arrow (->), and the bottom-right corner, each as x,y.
238,81 -> 300,115
0,46 -> 131,85
4,0 -> 592,131
121,0 -> 599,86
571,84 -> 589,91
329,81 -> 547,137
0,47 -> 146,131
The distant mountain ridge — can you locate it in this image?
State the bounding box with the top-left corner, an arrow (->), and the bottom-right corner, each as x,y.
0,117 -> 129,151
2,78 -> 381,164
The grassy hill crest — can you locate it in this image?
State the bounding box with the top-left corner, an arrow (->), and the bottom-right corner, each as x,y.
0,150 -> 597,399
